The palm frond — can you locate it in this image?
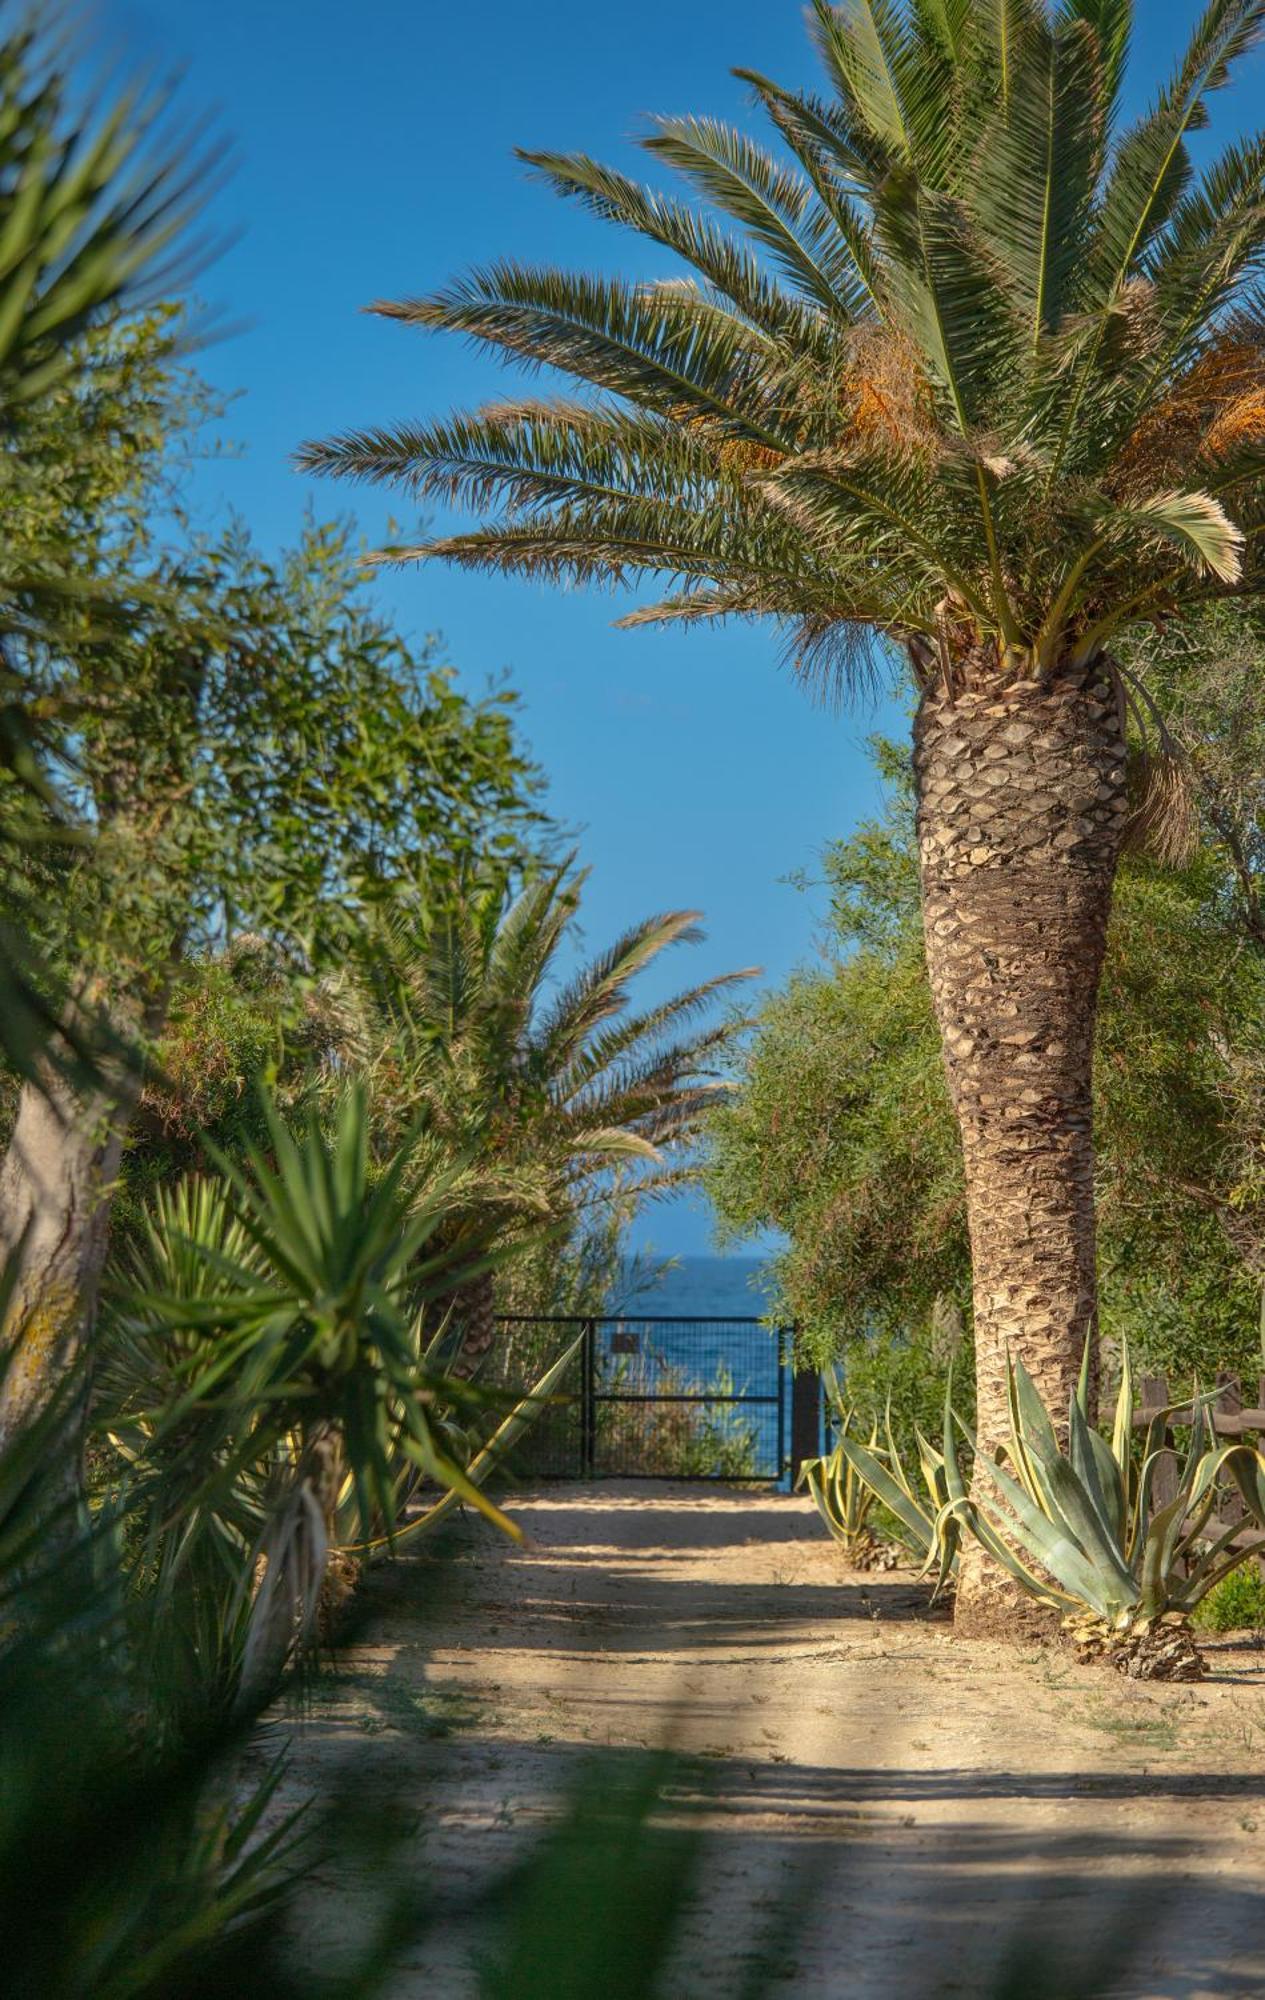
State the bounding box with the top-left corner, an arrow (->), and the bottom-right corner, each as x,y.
374,263 -> 791,444
642,114 -> 876,321
307,0 -> 1265,685
516,149 -> 839,356
972,15 -> 1103,344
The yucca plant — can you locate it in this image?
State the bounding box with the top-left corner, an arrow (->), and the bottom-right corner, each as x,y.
943,1344 -> 1265,1677
99,1085 -> 554,1693
305,0 -> 1265,1632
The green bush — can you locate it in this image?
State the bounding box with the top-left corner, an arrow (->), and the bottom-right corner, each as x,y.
1194,1564 -> 1265,1634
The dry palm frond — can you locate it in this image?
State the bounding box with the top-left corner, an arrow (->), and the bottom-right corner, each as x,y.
716,437 -> 787,474
1121,746 -> 1200,866
1204,383 -> 1265,459
238,1468 -> 327,1705
841,327 -> 944,459
1118,336 -> 1265,485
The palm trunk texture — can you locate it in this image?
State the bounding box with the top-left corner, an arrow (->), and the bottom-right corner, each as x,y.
0,1066 -> 132,1456
452,1267 -> 498,1371
912,662 -> 1130,1638
0,988 -> 151,1464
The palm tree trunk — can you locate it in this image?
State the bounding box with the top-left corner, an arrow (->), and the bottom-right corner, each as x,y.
0,994 -> 150,1465
913,661 -> 1130,1638
452,1267 -> 498,1371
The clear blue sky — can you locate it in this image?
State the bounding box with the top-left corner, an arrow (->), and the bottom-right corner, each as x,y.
100,2 -> 1261,1253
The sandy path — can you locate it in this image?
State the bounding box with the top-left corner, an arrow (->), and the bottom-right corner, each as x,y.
283,1484 -> 1265,1998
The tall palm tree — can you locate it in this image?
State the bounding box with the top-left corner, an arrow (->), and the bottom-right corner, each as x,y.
303,1 -> 1265,1632
351,865 -> 753,1360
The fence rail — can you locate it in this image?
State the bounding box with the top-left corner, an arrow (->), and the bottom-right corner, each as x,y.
494,1315 -> 813,1486
1135,1371 -> 1265,1567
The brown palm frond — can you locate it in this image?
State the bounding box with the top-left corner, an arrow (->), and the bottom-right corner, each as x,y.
1117,335 -> 1265,485
1121,747 -> 1200,866
842,326 -> 945,458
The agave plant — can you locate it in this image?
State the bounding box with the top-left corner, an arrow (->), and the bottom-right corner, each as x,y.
943,1345 -> 1265,1677
797,1405 -> 883,1565
803,1369 -> 960,1591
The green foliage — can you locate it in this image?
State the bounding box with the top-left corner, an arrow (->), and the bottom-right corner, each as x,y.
804,1367 -> 960,1586
186,518 -> 543,955
0,0 -> 221,1085
99,1084 -> 538,1696
604,1353 -> 759,1480
1193,1561 -> 1265,1632
706,736 -> 1265,1386
837,1301 -> 975,1465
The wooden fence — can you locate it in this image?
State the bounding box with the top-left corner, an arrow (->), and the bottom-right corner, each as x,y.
1136,1372 -> 1265,1569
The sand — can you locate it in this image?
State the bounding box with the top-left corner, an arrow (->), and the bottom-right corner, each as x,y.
276,1483 -> 1265,1998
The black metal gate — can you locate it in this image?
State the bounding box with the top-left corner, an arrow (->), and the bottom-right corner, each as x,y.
495,1315 -> 803,1485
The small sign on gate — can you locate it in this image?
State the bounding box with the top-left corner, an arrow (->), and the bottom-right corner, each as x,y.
610,1330 -> 640,1354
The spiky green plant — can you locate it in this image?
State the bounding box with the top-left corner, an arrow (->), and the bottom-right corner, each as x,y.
98,1085 -> 549,1691
943,1344 -> 1265,1674
808,1368 -> 956,1584
304,0 -> 1265,1633
797,1406 -> 882,1561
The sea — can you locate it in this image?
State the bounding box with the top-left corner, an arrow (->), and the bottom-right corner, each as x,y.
612,1253 -> 776,1320
592,1254 -> 792,1481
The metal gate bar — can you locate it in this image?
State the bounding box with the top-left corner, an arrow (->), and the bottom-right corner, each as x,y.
493,1315 -> 803,1485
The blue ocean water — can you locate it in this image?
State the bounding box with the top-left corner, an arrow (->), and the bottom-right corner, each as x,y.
597,1255 -> 790,1479
615,1253 -> 777,1320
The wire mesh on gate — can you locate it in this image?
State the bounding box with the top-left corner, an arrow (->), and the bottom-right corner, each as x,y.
492,1316 -> 792,1483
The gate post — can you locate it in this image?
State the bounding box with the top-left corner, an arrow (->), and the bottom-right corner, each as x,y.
789,1349 -> 820,1488
580,1317 -> 597,1477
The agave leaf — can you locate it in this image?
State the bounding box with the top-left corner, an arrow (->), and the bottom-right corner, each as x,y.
1135,1421 -> 1225,1617
1138,1483 -> 1196,1619
939,1388 -> 1059,1598
1173,1544 -> 1265,1610
835,1429 -> 935,1555
971,1431 -> 1133,1618
1004,1353 -> 1049,1511
942,1412 -> 1078,1611
1110,1335 -> 1135,1479
1006,1359 -> 1137,1596
1075,1329 -> 1093,1419
915,1426 -> 959,1592
1221,1444 -> 1265,1527
800,1449 -> 860,1547
1178,1510 -> 1259,1595
1068,1392 -> 1129,1559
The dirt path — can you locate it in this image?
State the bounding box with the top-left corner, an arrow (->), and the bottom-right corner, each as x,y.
284,1485 -> 1265,1998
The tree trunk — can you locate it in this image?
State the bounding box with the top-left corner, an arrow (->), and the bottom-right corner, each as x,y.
912,662 -> 1130,1638
0,1007 -> 146,1463
450,1267 -> 498,1373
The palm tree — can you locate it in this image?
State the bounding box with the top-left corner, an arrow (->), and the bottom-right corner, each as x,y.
350,865 -> 753,1361
303,1 -> 1265,1631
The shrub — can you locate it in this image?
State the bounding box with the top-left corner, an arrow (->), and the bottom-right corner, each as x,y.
1194,1564 -> 1265,1634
